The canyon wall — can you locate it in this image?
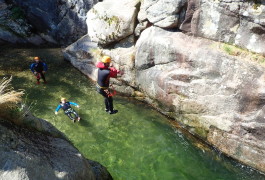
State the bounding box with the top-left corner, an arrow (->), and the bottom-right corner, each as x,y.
63,0 -> 265,173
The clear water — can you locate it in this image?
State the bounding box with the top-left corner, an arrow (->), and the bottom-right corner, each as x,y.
1,48 -> 264,180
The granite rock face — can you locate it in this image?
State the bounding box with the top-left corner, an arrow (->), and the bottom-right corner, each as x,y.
186,0 -> 265,55
134,27 -> 265,172
4,0 -> 99,45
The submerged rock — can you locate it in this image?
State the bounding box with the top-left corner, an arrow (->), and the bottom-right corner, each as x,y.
0,116 -> 112,180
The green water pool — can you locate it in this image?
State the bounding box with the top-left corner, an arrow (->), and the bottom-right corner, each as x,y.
1,48 -> 264,180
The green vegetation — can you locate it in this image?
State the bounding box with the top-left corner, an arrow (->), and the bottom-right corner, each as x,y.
106,16 -> 120,26
0,77 -> 24,120
0,24 -> 27,38
219,43 -> 265,65
10,6 -> 25,20
89,48 -> 103,61
246,0 -> 262,9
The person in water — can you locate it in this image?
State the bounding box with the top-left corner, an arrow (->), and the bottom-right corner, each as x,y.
30,56 -> 48,84
55,98 -> 80,122
96,56 -> 119,114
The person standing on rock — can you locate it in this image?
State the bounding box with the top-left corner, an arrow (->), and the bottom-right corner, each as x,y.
96,56 -> 119,114
30,56 -> 48,84
55,98 -> 80,122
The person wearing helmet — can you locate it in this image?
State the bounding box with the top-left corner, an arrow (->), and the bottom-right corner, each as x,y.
30,56 -> 48,84
96,56 -> 119,114
55,98 -> 80,122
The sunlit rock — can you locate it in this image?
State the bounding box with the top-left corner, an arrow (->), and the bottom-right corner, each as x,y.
0,116 -> 112,180
191,0 -> 265,55
138,0 -> 187,28
135,26 -> 265,172
86,0 -> 140,46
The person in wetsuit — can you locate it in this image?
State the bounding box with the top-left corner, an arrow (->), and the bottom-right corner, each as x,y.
96,56 -> 119,114
55,98 -> 80,122
30,56 -> 48,84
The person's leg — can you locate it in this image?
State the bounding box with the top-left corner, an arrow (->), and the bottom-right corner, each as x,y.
107,96 -> 113,112
72,109 -> 80,121
65,109 -> 76,122
36,73 -> 40,84
66,112 -> 75,121
97,87 -> 110,111
107,96 -> 117,114
40,72 -> 47,83
104,96 -> 110,111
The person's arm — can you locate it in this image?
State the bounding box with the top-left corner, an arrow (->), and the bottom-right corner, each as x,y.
109,67 -> 120,78
55,105 -> 61,114
30,63 -> 35,73
43,62 -> 48,72
69,102 -> 79,108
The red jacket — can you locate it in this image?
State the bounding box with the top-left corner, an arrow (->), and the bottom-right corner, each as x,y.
96,62 -> 119,78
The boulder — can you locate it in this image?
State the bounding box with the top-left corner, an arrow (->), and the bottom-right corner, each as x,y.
0,117 -> 112,180
86,0 -> 140,46
138,0 -> 187,28
102,46 -> 136,87
135,26 -> 265,172
63,35 -> 136,95
63,35 -> 98,81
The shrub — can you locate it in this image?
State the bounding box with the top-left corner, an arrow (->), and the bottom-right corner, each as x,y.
10,6 -> 25,20
0,77 -> 24,119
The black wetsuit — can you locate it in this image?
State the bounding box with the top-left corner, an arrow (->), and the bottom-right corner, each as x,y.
30,61 -> 47,82
96,68 -> 114,112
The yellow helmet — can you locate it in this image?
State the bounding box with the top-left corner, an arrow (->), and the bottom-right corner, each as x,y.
101,56 -> 111,63
34,56 -> 40,60
61,98 -> 66,101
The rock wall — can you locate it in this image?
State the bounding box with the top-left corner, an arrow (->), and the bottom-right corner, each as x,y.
10,0 -> 99,45
0,0 -> 48,45
63,0 -> 265,173
0,0 -> 99,45
182,0 -> 265,55
0,113 -> 112,180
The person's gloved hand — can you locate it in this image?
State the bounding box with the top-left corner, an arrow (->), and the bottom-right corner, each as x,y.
76,105 -> 80,108
55,111 -> 58,115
